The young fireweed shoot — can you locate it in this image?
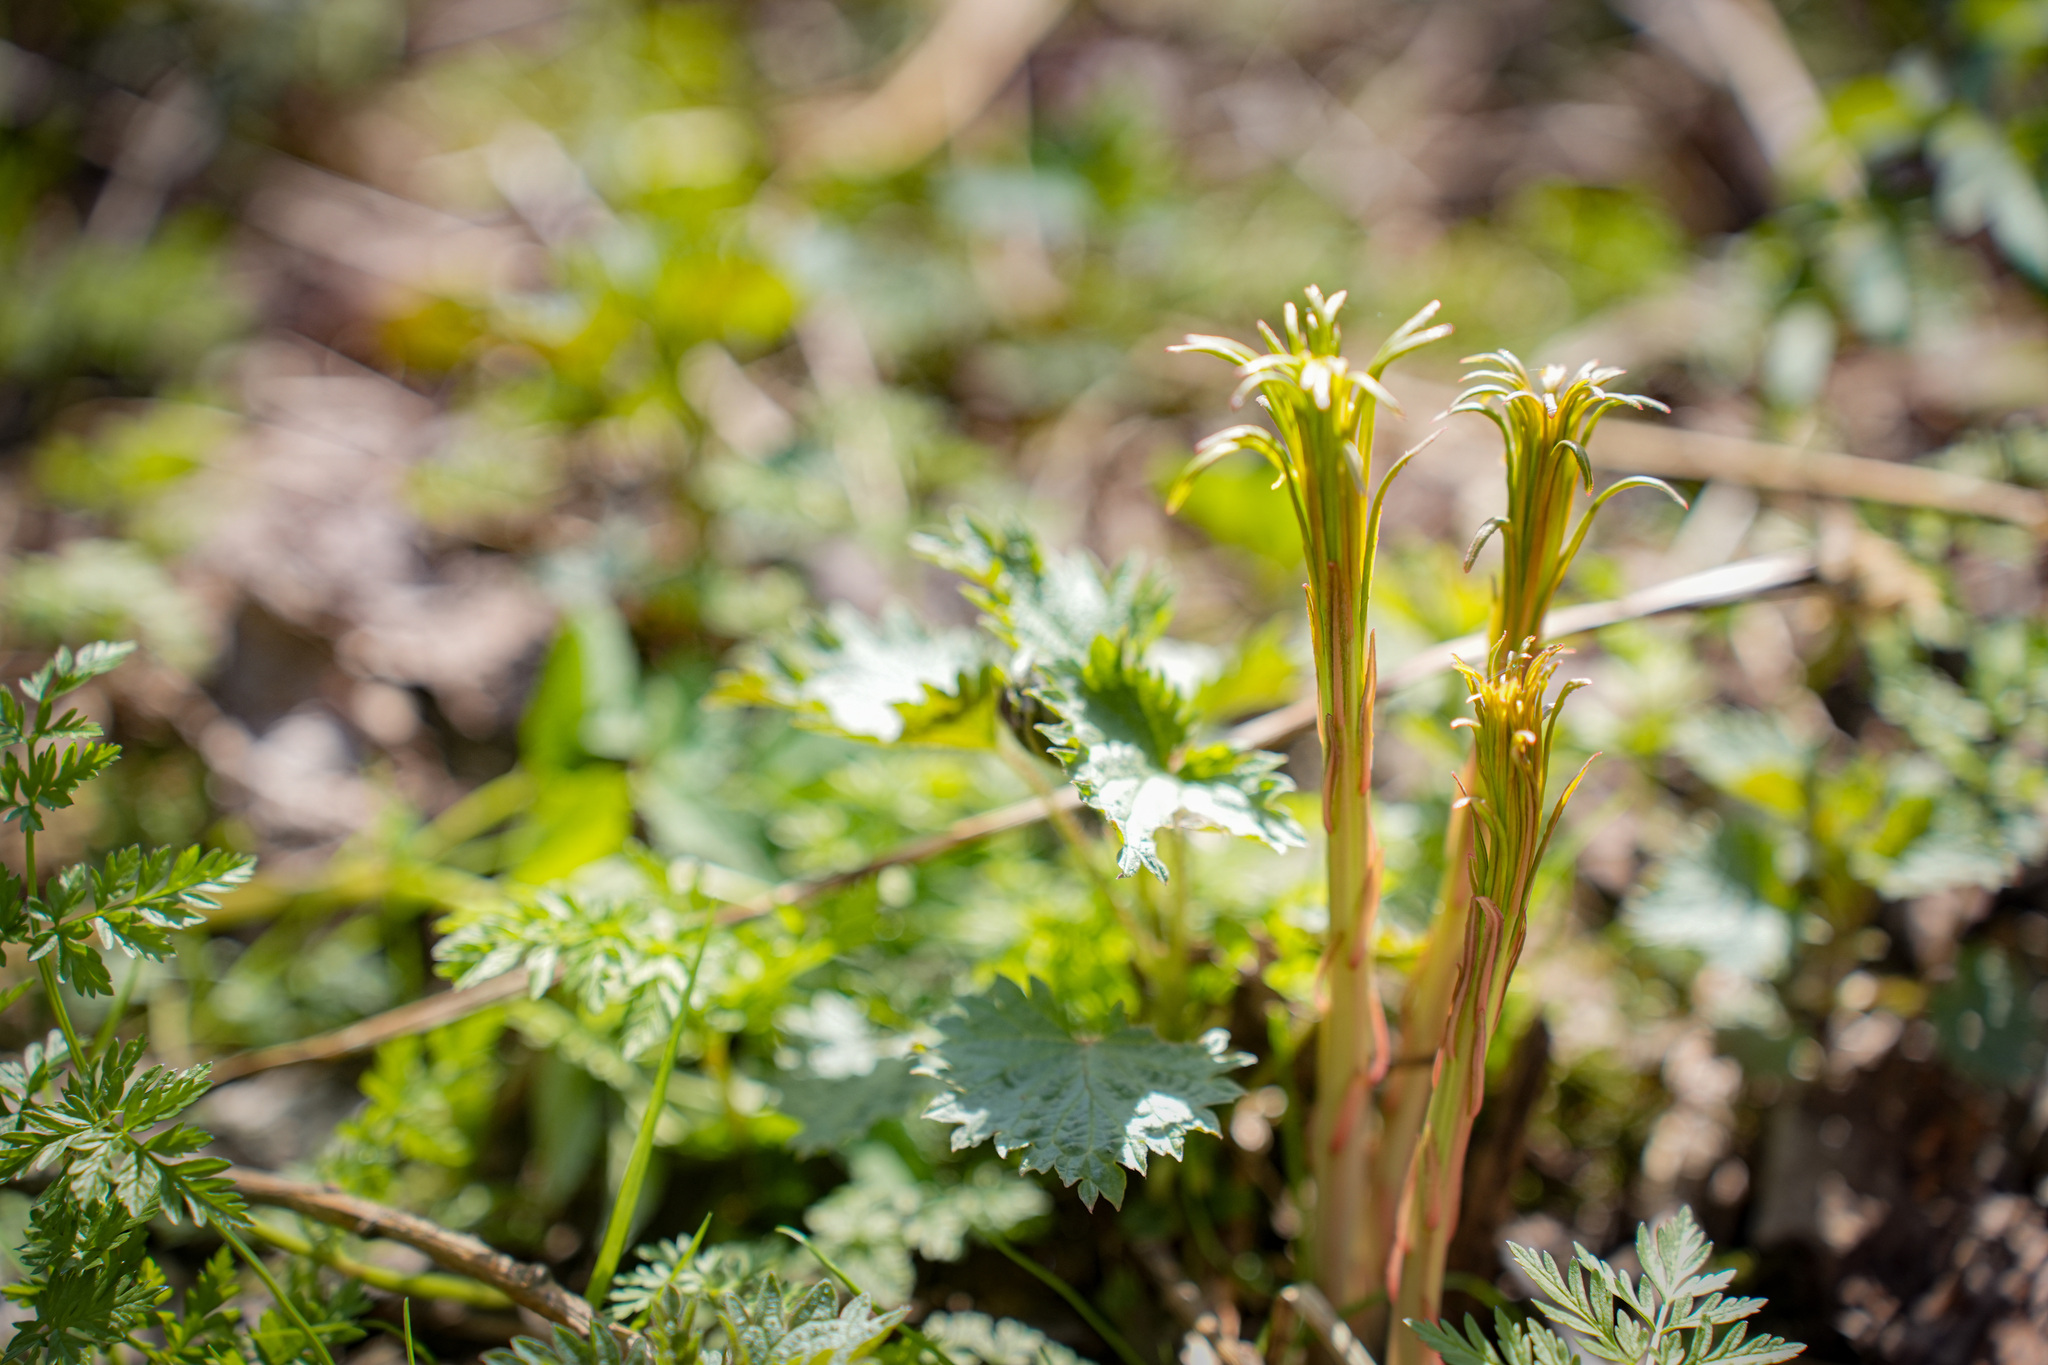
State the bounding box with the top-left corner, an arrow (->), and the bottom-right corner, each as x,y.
1171,289 -> 1451,1311
1388,641 -> 1595,1365
1447,352 -> 1686,648
1370,352 -> 1684,1326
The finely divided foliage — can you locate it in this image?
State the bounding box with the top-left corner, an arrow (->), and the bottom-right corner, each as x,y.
914,977 -> 1251,1209
0,642 -> 361,1363
1409,1208 -> 1804,1365
493,1275 -> 905,1365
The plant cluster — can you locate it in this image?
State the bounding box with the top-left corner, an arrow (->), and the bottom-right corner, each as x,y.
0,278 -> 1837,1365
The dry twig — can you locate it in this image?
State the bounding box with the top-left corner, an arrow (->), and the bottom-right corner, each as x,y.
1384,379 -> 2048,532
228,1166 -> 609,1339
1276,1283 -> 1377,1365
209,971 -> 535,1084
780,0 -> 1069,177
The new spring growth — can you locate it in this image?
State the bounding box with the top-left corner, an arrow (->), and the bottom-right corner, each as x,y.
1385,640 -> 1598,1363
1170,288 -> 1451,1311
1450,638 -> 1595,960
1449,352 -> 1686,649
1169,291 -> 1451,603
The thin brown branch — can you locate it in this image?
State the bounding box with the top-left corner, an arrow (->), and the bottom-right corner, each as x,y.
1276,1283 -> 1378,1365
1383,379 -> 2048,532
208,970 -> 535,1084
779,0 -> 1070,177
228,1166 -> 613,1340
206,550 -> 1820,1085
1133,1241 -> 1264,1365
1590,418 -> 2048,532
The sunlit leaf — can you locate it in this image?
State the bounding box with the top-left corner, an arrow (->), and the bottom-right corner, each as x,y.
915,977 -> 1250,1209
714,603 -> 999,748
1034,637 -> 1303,879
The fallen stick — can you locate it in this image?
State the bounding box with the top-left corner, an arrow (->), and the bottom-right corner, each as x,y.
1276,1283 -> 1378,1365
779,0 -> 1071,177
207,549 -> 1820,1083
209,970 -> 535,1084
1382,378 -> 2048,532
228,1167 -> 609,1339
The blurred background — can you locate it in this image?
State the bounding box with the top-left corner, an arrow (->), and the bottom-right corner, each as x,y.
4,0 -> 2048,1360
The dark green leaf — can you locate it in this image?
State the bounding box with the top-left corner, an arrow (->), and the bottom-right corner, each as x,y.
776,1059 -> 944,1157
915,977 -> 1250,1209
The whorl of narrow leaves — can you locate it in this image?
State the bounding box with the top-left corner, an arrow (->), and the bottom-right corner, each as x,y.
1407,1207 -> 1804,1365
915,977 -> 1251,1209
1168,288 -> 1451,526
1450,641 -> 1595,914
1446,352 -> 1684,648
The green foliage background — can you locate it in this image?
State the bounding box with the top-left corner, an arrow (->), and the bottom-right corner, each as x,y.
2,0 -> 2048,1361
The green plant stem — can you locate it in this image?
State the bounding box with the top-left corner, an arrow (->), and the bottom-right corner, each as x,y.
1362,763 -> 1476,1308
217,1219 -> 340,1365
91,958 -> 142,1061
585,929 -> 713,1308
37,961 -> 87,1069
1154,827 -> 1193,1038
25,829 -> 89,1069
243,1217 -> 514,1309
996,731 -> 1155,957
981,1228 -> 1148,1365
1384,648 -> 1585,1365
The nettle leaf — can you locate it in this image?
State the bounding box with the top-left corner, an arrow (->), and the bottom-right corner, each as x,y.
1623,822 -> 1793,981
1672,711 -> 1814,820
776,1058 -> 943,1157
1035,638 -> 1303,878
915,977 -> 1251,1209
714,604 -> 1000,748
913,513 -> 1172,673
1871,796 -> 2021,898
